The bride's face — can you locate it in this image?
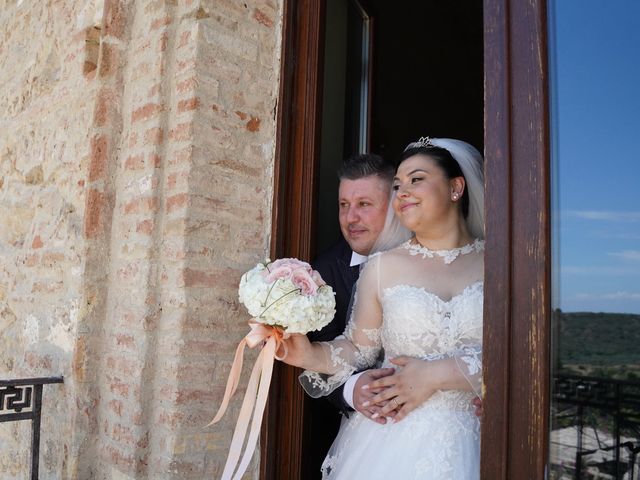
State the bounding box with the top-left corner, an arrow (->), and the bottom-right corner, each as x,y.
392,154 -> 462,233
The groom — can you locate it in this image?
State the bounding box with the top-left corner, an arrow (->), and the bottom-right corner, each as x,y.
305,154 -> 397,476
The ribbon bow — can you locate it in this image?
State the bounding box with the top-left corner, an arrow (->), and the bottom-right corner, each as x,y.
209,322 -> 289,480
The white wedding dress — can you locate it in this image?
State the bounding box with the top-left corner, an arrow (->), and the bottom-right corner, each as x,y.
300,239 -> 484,480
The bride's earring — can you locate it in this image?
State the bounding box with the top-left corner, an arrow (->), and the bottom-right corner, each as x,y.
452,192 -> 459,201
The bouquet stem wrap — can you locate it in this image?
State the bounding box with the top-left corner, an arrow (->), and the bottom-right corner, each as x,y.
209,321 -> 288,480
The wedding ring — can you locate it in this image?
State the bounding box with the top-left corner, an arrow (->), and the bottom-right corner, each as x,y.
391,398 -> 400,409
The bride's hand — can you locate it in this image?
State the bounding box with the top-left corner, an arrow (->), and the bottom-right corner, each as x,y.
364,356 -> 443,422
277,333 -> 312,368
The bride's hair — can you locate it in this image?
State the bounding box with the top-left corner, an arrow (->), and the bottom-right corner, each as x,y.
399,145 -> 470,219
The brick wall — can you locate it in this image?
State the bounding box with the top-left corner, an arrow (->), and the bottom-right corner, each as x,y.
0,1 -> 104,477
0,1 -> 282,478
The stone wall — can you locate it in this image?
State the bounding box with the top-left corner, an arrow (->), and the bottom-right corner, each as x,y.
0,1 -> 104,476
0,0 -> 282,478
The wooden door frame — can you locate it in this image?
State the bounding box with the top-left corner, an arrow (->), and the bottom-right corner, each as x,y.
264,0 -> 552,478
261,1 -> 325,479
482,0 -> 551,478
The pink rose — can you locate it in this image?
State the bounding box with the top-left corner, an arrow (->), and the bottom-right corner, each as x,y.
265,265 -> 294,282
264,258 -> 311,282
311,269 -> 326,287
291,268 -> 319,296
264,258 -> 312,282
270,258 -> 310,271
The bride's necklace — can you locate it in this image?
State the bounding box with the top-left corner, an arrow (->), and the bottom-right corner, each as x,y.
403,237 -> 484,264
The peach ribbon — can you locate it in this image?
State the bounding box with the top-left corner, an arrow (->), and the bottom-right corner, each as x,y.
209,322 -> 288,480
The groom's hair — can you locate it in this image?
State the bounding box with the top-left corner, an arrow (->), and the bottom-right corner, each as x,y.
338,153 -> 394,184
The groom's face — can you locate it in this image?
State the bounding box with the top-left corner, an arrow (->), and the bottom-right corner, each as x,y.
338,175 -> 390,256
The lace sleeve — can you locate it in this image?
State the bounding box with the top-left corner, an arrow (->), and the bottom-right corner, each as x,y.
453,345 -> 482,397
449,310 -> 483,397
299,256 -> 383,398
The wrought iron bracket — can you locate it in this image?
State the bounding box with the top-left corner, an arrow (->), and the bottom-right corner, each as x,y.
1,376 -> 64,480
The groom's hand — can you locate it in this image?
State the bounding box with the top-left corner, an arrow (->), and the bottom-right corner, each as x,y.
353,368 -> 395,424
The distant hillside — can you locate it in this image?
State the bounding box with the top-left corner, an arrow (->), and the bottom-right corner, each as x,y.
556,311 -> 640,379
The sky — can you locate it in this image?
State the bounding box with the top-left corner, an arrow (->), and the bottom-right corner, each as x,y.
549,0 -> 640,314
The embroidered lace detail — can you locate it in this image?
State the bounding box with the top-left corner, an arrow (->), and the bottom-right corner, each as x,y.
459,345 -> 482,376
403,238 -> 485,264
321,454 -> 337,478
380,283 -> 483,359
328,343 -> 349,370
299,335 -> 382,397
299,371 -> 332,395
361,327 -> 381,343
342,320 -> 380,344
354,344 -> 379,368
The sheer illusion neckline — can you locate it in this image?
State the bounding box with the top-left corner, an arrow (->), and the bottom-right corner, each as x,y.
402,238 -> 484,264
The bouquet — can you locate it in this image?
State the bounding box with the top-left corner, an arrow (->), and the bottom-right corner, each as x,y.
238,258 -> 336,334
210,258 -> 335,480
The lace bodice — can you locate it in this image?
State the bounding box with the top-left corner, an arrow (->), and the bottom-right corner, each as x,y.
300,239 -> 484,399
381,282 -> 483,360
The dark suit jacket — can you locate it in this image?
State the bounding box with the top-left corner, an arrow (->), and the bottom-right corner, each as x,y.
310,238 -> 360,347
303,238 -> 360,478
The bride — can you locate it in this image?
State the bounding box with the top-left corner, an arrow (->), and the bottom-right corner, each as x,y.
282,137 -> 484,479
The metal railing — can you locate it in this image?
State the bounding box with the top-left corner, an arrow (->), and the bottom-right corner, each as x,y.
0,377 -> 64,480
553,374 -> 640,479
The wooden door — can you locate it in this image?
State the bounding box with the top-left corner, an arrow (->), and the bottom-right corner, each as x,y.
264,1 -> 553,479
482,0 -> 551,478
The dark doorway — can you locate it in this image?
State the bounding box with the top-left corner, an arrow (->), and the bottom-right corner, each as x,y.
306,1 -> 484,478
316,0 -> 484,253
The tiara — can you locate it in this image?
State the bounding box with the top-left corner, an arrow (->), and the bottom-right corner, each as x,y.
403,136 -> 437,152
415,136 -> 434,148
